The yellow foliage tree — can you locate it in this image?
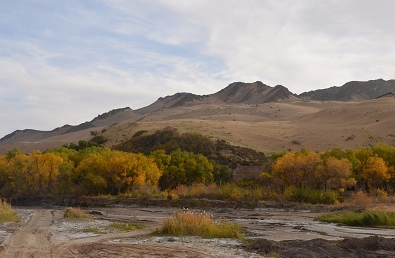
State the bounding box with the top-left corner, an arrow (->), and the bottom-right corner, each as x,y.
74,149 -> 162,195
298,151 -> 323,189
272,153 -> 302,191
362,156 -> 390,190
324,157 -> 355,191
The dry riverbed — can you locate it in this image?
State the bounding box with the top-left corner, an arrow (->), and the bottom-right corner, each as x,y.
1,206 -> 395,258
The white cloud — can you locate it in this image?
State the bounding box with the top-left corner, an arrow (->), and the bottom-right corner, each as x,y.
1,0 -> 395,137
155,0 -> 395,92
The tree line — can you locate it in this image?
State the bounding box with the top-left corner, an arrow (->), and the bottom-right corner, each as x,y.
264,143 -> 395,195
0,147 -> 231,197
1,127 -> 395,202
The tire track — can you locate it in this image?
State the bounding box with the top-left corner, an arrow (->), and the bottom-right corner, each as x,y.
2,209 -> 53,258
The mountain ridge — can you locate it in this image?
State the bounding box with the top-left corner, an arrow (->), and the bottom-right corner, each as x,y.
1,78 -> 395,153
299,79 -> 395,101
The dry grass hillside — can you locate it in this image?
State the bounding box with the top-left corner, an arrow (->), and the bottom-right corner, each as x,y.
2,79 -> 395,155
2,95 -> 395,155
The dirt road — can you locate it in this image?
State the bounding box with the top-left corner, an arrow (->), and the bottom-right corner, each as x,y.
1,208 -> 259,258
3,206 -> 395,258
2,209 -> 53,258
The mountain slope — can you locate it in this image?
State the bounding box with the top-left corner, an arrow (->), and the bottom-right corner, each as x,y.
136,81 -> 299,114
211,81 -> 300,103
300,79 -> 395,101
135,93 -> 205,115
0,107 -> 138,145
2,79 -> 395,155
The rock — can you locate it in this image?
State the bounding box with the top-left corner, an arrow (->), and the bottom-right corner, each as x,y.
88,211 -> 103,215
247,236 -> 395,258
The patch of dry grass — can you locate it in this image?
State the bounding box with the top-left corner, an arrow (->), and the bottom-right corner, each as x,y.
63,207 -> 91,219
154,210 -> 244,240
0,202 -> 19,223
316,206 -> 395,228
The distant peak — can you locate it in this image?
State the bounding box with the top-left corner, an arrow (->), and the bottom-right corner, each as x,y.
212,81 -> 296,103
92,107 -> 132,122
299,79 -> 395,101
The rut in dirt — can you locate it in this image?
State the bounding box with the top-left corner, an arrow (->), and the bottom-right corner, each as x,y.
3,209 -> 53,258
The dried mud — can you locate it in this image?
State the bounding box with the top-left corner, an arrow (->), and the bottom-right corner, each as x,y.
1,206 -> 395,258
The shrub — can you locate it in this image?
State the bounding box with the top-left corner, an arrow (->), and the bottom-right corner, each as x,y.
128,185 -> 165,200
132,130 -> 149,138
90,135 -> 108,145
316,206 -> 395,227
344,190 -> 374,209
283,187 -> 339,204
169,183 -> 267,203
345,135 -> 355,141
153,210 -> 244,240
64,207 -> 91,219
0,201 -> 19,223
291,140 -> 301,145
171,183 -> 218,199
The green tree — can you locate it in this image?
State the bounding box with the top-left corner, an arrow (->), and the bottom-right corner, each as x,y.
158,149 -> 214,190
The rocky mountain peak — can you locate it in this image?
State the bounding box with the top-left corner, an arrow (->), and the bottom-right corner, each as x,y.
300,79 -> 395,101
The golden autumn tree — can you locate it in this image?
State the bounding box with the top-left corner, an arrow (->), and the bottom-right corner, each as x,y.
272,151 -> 325,191
73,148 -> 162,195
362,156 -> 390,190
0,156 -> 10,195
104,153 -> 132,194
74,153 -> 108,195
38,153 -> 66,193
323,157 -> 355,192
297,151 -> 323,189
119,152 -> 162,191
0,150 -> 69,196
272,152 -> 302,191
5,153 -> 29,196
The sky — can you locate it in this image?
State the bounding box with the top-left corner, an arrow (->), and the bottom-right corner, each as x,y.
1,0 -> 395,138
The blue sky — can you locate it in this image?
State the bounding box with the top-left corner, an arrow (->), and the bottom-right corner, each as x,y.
1,0 -> 395,138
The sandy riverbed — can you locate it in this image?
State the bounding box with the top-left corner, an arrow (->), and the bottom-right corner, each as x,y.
1,206 -> 395,258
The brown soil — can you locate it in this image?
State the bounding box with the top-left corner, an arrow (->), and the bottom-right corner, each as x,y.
248,236 -> 395,258
2,206 -> 395,258
2,210 -> 53,257
0,208 -> 259,258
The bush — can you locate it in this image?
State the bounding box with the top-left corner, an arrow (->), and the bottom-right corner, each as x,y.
171,183 -> 218,199
153,210 -> 244,240
0,201 -> 19,223
283,187 -> 339,204
129,185 -> 165,200
218,183 -> 262,201
291,140 -> 301,145
316,207 -> 395,227
64,207 -> 91,219
90,135 -> 108,145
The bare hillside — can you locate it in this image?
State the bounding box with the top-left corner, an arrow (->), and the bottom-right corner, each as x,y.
2,80 -> 395,155
300,79 -> 395,101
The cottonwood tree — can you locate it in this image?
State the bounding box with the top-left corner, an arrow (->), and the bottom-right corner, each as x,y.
323,157 -> 355,191
362,156 -> 390,190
